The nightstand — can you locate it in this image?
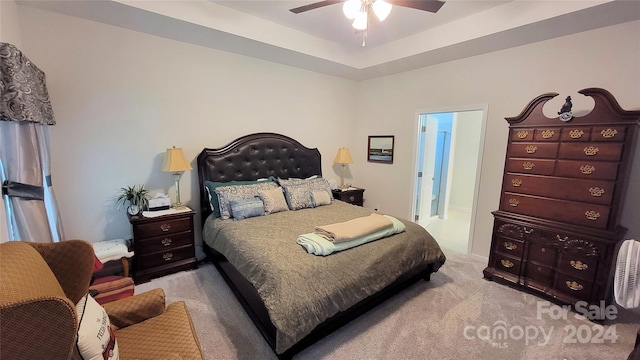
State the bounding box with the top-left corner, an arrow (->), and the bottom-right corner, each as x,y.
332,187 -> 365,206
129,208 -> 197,284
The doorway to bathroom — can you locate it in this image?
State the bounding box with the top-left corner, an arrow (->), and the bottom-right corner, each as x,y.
413,108 -> 485,254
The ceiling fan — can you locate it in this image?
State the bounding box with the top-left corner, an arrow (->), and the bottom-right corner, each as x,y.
289,0 -> 445,45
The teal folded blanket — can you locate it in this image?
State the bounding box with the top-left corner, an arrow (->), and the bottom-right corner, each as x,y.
297,215 -> 406,256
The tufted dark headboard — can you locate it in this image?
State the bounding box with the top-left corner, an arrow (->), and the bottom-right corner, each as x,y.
197,133 -> 322,221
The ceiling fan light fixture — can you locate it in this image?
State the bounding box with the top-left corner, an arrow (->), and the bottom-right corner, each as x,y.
352,11 -> 368,30
343,0 -> 361,19
372,0 -> 392,21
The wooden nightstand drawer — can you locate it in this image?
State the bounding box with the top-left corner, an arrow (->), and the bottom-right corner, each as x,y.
136,231 -> 193,253
332,188 -> 365,206
133,217 -> 191,238
137,245 -> 195,269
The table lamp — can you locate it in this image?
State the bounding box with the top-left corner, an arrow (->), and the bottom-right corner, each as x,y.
162,146 -> 192,208
333,147 -> 353,189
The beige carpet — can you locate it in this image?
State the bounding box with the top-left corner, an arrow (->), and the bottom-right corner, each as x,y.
136,249 -> 640,360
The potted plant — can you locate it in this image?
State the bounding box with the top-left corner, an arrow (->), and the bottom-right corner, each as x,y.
116,184 -> 150,216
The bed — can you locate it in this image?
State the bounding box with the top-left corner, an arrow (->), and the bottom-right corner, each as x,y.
197,133 -> 446,359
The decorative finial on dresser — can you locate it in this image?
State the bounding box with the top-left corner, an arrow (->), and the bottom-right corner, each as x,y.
558,95 -> 573,121
558,96 -> 573,114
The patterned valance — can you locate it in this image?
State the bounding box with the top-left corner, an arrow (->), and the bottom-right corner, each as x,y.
0,43 -> 55,125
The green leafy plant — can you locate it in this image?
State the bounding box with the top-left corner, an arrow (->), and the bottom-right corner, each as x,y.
115,184 -> 150,213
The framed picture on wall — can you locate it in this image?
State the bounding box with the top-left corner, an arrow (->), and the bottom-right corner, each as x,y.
368,135 -> 394,164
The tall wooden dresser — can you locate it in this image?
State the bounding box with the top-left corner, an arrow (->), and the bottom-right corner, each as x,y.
483,88 -> 639,312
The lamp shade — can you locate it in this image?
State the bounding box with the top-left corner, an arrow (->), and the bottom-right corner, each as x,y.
162,146 -> 192,173
333,147 -> 353,164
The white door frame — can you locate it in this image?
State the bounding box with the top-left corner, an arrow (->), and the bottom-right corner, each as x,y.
410,104 -> 489,255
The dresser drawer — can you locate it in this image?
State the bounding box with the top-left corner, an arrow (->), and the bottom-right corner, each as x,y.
526,240 -> 558,266
558,142 -> 624,161
503,174 -> 614,205
137,245 -> 195,269
592,126 -> 627,142
500,193 -> 611,229
523,263 -> 554,288
534,128 -> 561,141
561,127 -> 591,142
555,160 -> 619,180
491,253 -> 522,277
510,143 -> 558,158
511,128 -> 535,142
555,274 -> 593,302
557,253 -> 598,282
133,217 -> 192,238
494,236 -> 525,258
136,231 -> 193,253
506,159 -> 555,175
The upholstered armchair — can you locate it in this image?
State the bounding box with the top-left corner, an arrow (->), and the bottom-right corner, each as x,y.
0,240 -> 203,360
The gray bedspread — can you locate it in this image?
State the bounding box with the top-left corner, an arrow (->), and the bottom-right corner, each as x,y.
203,200 -> 446,353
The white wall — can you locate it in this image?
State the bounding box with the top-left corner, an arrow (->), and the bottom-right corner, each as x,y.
449,110 -> 483,213
0,0 -> 23,47
354,20 -> 640,258
15,5 -> 357,256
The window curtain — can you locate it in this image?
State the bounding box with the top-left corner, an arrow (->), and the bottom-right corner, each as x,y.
0,42 -> 64,242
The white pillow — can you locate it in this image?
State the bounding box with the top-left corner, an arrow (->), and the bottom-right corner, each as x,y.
76,293 -> 120,360
257,187 -> 289,214
311,190 -> 332,207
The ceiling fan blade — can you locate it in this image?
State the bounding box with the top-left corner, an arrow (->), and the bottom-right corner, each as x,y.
389,0 -> 445,13
289,0 -> 344,14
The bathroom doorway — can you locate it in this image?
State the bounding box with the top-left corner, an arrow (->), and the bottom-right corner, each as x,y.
414,109 -> 485,254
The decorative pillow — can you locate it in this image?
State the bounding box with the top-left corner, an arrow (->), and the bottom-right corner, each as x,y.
204,178 -> 275,217
257,187 -> 289,214
215,182 -> 278,219
76,293 -> 119,360
281,182 -> 314,210
230,197 -> 265,220
307,178 -> 332,200
277,175 -> 318,186
311,190 -> 332,207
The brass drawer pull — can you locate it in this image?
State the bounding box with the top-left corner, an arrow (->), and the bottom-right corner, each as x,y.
523,227 -> 533,234
160,223 -> 171,232
349,196 -> 355,201
511,178 -> 522,187
525,145 -> 537,154
509,199 -> 519,207
163,252 -> 173,261
570,260 -> 588,271
501,259 -> 514,268
556,235 -> 568,242
585,210 -> 600,221
589,187 -> 605,197
541,130 -> 555,139
569,129 -> 584,139
522,162 -> 534,170
517,130 -> 528,139
504,242 -> 517,251
161,238 -> 172,246
601,128 -> 618,138
580,165 -> 595,175
566,281 -> 584,291
583,146 -> 599,156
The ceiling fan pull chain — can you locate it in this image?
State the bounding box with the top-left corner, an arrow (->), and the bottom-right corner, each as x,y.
362,10 -> 369,47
